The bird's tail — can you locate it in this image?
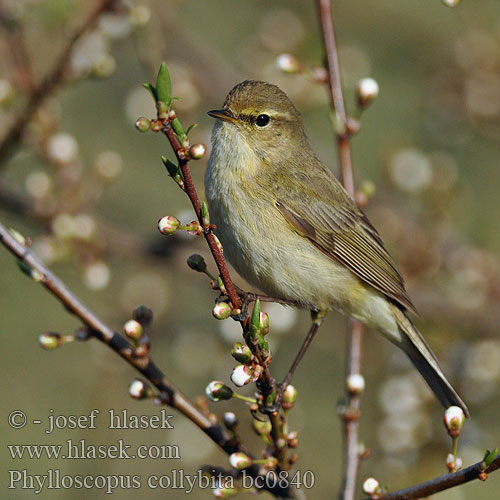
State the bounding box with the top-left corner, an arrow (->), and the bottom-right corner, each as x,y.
391,304 -> 469,417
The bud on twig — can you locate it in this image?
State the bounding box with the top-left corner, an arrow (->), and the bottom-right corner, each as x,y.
212,302 -> 232,320
444,406 -> 465,437
206,381 -> 234,402
212,234 -> 223,253
39,332 -> 72,350
223,412 -> 238,431
132,305 -> 153,326
357,78 -> 379,108
249,300 -> 262,344
231,342 -> 253,364
229,452 -> 252,470
213,485 -> 239,498
158,216 -> 180,235
123,319 -> 143,341
252,418 -> 272,436
362,477 -> 381,496
201,201 -> 210,227
276,53 -> 301,74
282,384 -> 298,409
187,254 -> 208,272
156,100 -> 169,119
189,143 -> 206,159
135,117 -> 150,132
346,373 -> 365,395
150,120 -> 162,132
259,312 -> 270,335
230,365 -> 253,387
129,378 -> 153,399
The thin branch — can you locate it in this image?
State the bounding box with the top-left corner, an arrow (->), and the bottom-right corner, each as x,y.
0,221 -> 230,448
340,319 -> 364,500
317,0 -> 354,195
368,454 -> 500,500
159,120 -> 277,398
0,219 -> 298,498
316,1 -> 365,499
161,122 -> 241,311
0,0 -> 119,168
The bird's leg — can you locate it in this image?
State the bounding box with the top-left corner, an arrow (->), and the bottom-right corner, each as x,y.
232,287 -> 303,322
273,310 -> 327,407
235,285 -> 302,308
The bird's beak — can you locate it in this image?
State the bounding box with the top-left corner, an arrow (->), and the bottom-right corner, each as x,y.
207,109 -> 237,123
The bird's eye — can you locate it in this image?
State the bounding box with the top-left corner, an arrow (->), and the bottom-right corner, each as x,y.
255,114 -> 270,127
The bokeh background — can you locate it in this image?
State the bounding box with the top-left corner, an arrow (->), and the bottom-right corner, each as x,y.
1,0 -> 499,498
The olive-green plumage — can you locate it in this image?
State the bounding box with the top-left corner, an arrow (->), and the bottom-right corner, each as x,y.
205,80 -> 468,415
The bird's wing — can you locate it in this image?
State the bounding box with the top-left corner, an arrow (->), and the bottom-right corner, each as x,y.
274,171 -> 417,315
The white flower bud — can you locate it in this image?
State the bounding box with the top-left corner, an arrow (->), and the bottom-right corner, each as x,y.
223,412 -> 238,430
441,0 -> 460,7
205,381 -> 233,402
346,373 -> 365,394
362,477 -> 380,495
228,452 -> 252,470
128,378 -> 152,399
123,319 -> 143,340
39,332 -> 63,350
189,143 -> 206,159
212,302 -> 232,320
282,384 -> 298,409
230,364 -> 253,387
444,406 -> 465,435
357,78 -> 379,107
158,215 -> 180,235
213,485 -> 238,498
276,53 -> 300,74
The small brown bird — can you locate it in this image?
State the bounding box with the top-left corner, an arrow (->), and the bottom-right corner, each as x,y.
205,80 -> 468,415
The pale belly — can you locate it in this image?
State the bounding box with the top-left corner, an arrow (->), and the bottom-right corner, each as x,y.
204,123 -> 401,341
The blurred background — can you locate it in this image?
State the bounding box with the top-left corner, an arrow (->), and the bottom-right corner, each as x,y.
1,0 -> 499,498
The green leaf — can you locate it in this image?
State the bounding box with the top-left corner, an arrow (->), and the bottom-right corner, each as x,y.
483,447 -> 499,467
201,201 -> 209,225
142,82 -> 158,102
161,156 -> 180,177
155,62 -> 171,106
249,299 -> 261,342
186,123 -> 198,135
171,117 -> 187,141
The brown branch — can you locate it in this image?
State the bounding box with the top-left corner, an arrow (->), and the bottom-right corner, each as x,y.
0,10 -> 36,94
0,220 -> 230,448
0,219 -> 297,498
317,0 -> 354,196
161,122 -> 241,311
0,0 -> 119,168
368,454 -> 500,500
316,2 -> 365,499
159,121 -> 278,395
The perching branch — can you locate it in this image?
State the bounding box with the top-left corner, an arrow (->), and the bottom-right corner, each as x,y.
160,121 -> 241,311
367,454 -> 500,500
316,2 -> 365,499
0,0 -> 119,167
